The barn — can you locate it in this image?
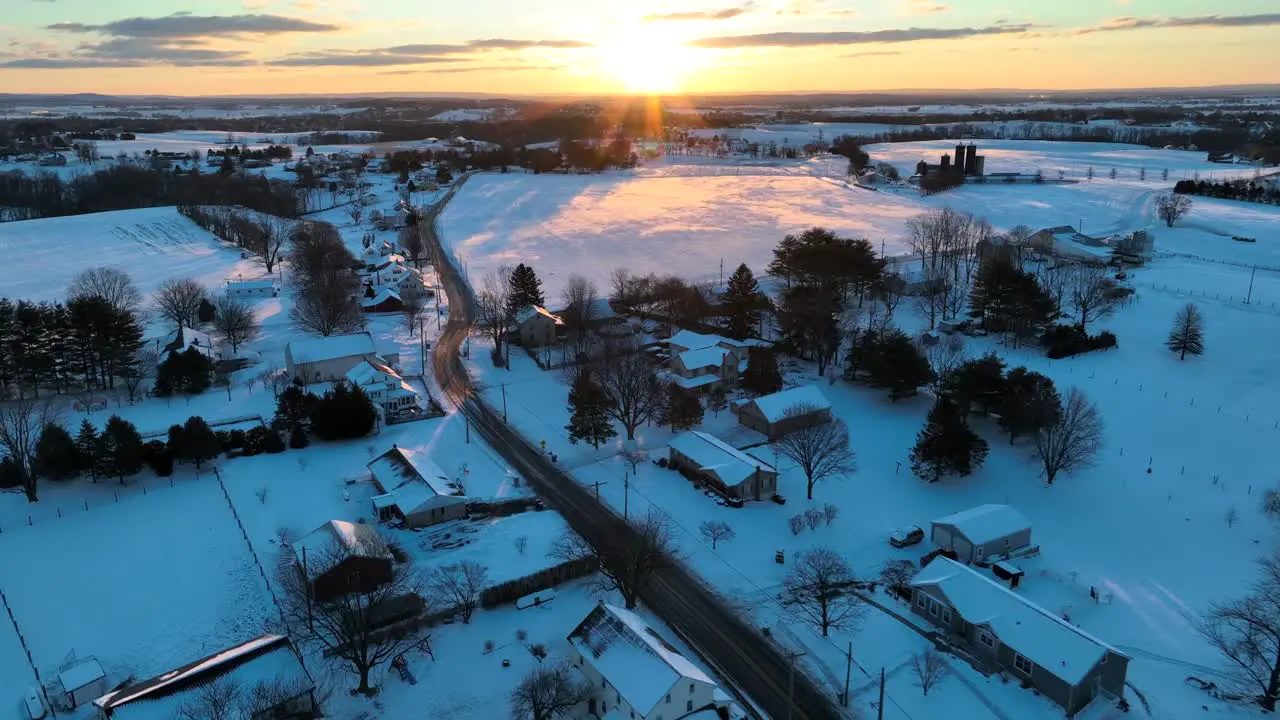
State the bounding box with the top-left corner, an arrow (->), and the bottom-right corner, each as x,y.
930,504 -> 1032,564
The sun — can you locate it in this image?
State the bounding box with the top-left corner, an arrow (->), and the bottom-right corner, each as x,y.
597,28 -> 704,94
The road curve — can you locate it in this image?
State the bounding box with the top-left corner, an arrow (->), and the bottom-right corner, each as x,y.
422,177 -> 844,720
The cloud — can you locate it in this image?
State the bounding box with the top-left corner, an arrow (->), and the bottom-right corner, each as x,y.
465,38 -> 592,50
644,5 -> 752,22
690,23 -> 1031,48
46,13 -> 340,38
269,51 -> 463,67
1075,13 -> 1280,34
0,57 -> 149,68
268,38 -> 592,67
775,0 -> 856,16
842,50 -> 901,58
380,64 -> 564,75
900,0 -> 950,16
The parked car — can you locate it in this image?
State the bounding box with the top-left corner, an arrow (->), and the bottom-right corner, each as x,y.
25,687 -> 46,719
889,525 -> 924,548
725,497 -> 745,509
771,494 -> 787,505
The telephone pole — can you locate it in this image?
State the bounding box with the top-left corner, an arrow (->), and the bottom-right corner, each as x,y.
1247,265 -> 1257,304
501,382 -> 508,422
877,667 -> 885,720
623,472 -> 629,519
783,649 -> 806,720
842,641 -> 853,707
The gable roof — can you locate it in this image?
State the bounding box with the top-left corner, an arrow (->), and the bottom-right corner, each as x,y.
669,431 -> 773,487
360,287 -> 402,309
293,520 -> 391,578
226,278 -> 277,290
668,330 -> 736,353
569,604 -> 714,716
368,446 -> 466,515
912,558 -> 1123,686
676,345 -> 731,371
515,305 -> 563,325
93,635 -> 310,718
932,504 -> 1030,546
745,385 -> 832,424
288,332 -> 376,365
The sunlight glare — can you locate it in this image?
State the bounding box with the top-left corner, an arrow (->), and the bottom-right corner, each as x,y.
596,28 -> 704,94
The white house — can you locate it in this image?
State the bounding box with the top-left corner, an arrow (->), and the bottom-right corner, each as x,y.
931,504 -> 1033,564
515,305 -> 564,347
668,431 -> 777,501
568,603 -> 721,720
663,330 -> 765,392
161,326 -> 218,363
225,278 -> 279,298
346,359 -> 420,416
734,385 -> 833,439
285,332 -> 379,384
367,445 -> 468,528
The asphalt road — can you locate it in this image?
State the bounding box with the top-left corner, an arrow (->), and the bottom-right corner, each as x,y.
421,179 -> 845,720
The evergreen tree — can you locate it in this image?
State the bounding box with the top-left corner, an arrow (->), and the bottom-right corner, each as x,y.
1166,302 -> 1205,360
942,353 -> 1007,416
968,260 -> 1056,344
289,425 -> 310,449
144,440 -> 173,476
666,384 -> 705,432
707,384 -> 729,417
740,346 -> 783,396
35,423 -> 79,481
75,420 -> 100,481
506,263 -> 546,317
167,423 -> 186,462
909,397 -> 989,482
274,385 -> 317,431
182,416 -> 221,469
844,327 -> 878,381
565,369 -> 616,449
311,381 -> 377,440
722,264 -> 768,340
262,428 -> 286,454
197,297 -> 216,325
997,368 -> 1061,444
864,329 -> 935,402
99,415 -> 145,483
156,347 -> 215,396
0,298 -> 16,397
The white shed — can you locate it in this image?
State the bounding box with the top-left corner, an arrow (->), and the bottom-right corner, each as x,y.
58,657 -> 107,708
930,504 -> 1032,564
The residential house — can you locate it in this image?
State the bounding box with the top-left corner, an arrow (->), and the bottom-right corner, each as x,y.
367,445 -> 468,528
361,286 -> 404,313
161,326 -> 218,363
552,297 -> 617,331
92,635 -> 315,719
734,385 -> 832,439
911,558 -> 1128,716
366,255 -> 433,300
285,332 -> 379,384
568,603 -> 720,720
662,330 -> 761,392
294,519 -> 394,601
515,305 -> 564,347
225,278 -> 280,298
669,431 -> 777,501
346,359 -> 420,417
1112,230 -> 1154,261
931,504 -> 1032,564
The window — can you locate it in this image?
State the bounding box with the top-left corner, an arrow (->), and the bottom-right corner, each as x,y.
616,692 -> 620,704
689,683 -> 695,694
928,599 -> 939,617
942,607 -> 952,624
916,593 -> 927,609
687,700 -> 694,712
978,631 -> 995,649
602,678 -> 606,688
1013,653 -> 1033,676
665,694 -> 671,703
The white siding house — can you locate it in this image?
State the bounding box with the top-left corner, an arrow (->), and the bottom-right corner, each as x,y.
367,445 -> 468,528
285,332 -> 379,384
931,505 -> 1032,564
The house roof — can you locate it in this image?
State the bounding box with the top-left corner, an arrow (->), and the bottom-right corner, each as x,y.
657,371 -> 720,390
553,296 -> 615,321
669,431 -> 773,487
93,635 -> 310,718
166,326 -> 212,351
361,287 -> 402,308
569,604 -> 714,716
226,278 -> 277,290
515,305 -> 563,325
746,385 -> 832,424
912,558 -> 1123,686
677,345 -> 731,371
59,658 -> 105,692
287,332 -> 376,365
668,330 -> 738,352
293,520 -> 391,577
368,446 -> 466,515
932,504 -> 1030,546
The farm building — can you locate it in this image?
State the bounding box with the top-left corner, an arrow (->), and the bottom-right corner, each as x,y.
294,519 -> 394,601
225,278 -> 279,298
57,657 -> 107,709
567,603 -> 721,720
285,332 -> 379,384
160,326 -> 217,363
361,286 -> 404,313
368,445 -> 468,528
911,558 -> 1127,716
668,431 -> 777,501
514,305 -> 564,347
92,634 -> 314,719
735,385 -> 832,439
930,504 -> 1032,564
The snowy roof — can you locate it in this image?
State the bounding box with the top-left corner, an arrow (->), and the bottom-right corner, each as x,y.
166,326 -> 212,351
225,278 -> 276,290
658,371 -> 720,390
346,359 -> 408,387
59,657 -> 105,691
932,504 -> 1030,546
515,305 -> 563,325
569,604 -> 714,716
911,558 -> 1123,685
368,446 -> 466,515
360,287 -> 402,308
668,329 -> 742,352
287,332 -> 376,365
93,635 -> 310,718
553,296 -> 615,321
745,385 -> 832,423
293,520 -> 391,576
669,431 -> 773,487
677,345 -> 730,371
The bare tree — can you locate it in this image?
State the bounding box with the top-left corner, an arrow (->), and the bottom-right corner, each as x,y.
347,204 -> 364,226
592,350 -> 661,441
911,648 -> 948,696
178,677 -> 241,720
213,296 -> 261,353
549,511 -> 677,609
773,405 -> 857,500
74,140 -> 99,165
510,660 -> 591,720
1167,302 -> 1205,360
1036,262 -> 1071,318
1201,552 -> 1280,711
1004,224 -> 1033,270
402,295 -> 425,337
259,364 -> 289,398
68,267 -> 142,315
251,214 -> 288,274
153,278 -> 207,330
243,676 -> 319,718
291,282 -> 363,337
475,266 -> 513,360
431,560 -> 489,624
699,520 -> 735,550
279,544 -> 433,695
782,546 -> 863,637
0,398 -> 61,502
1156,193 -> 1192,227
912,267 -> 949,331
1033,388 -> 1103,484
560,274 -> 599,357
514,535 -> 529,555
880,560 -> 918,593
1066,263 -> 1124,334
918,334 -> 967,394
121,347 -> 159,402
400,225 -> 426,268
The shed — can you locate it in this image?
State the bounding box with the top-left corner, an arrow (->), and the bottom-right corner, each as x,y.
58,657 -> 107,709
225,278 -> 279,298
735,385 -> 832,439
931,504 -> 1031,564
668,431 -> 777,501
294,520 -> 394,600
361,287 -> 404,313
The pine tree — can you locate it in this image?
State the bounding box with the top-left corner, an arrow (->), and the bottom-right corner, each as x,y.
865,329 -> 935,402
506,263 -> 546,317
311,381 -> 377,440
722,264 -> 767,340
707,384 -> 729,417
565,369 -> 616,449
740,346 -> 783,396
997,368 -> 1061,444
100,415 -> 145,484
75,420 -> 100,481
167,424 -> 187,463
667,385 -> 705,431
35,423 -> 79,481
0,298 -> 16,397
182,416 -> 221,469
1166,302 -> 1204,360
275,385 -> 317,431
909,397 -> 989,483
197,298 -> 216,325
942,353 -> 1007,416
844,328 -> 878,381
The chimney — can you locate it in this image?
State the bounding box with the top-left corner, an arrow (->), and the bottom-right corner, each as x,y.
955,144 -> 967,172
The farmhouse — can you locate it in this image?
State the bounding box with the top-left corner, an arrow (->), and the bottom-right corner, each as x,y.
1029,226 -> 1113,259
225,278 -> 279,298
568,603 -> 721,720
911,558 -> 1128,716
663,330 -> 762,391
514,305 -> 564,347
669,431 -> 777,501
161,326 -> 217,363
931,504 -> 1032,564
735,385 -> 832,439
368,445 -> 468,528
92,634 -> 315,719
345,359 -> 420,417
294,519 -> 394,601
285,332 -> 379,384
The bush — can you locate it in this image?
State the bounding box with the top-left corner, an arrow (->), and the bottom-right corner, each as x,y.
1043,324 -> 1118,359
144,440 -> 173,476
289,426 -> 310,449
262,429 -> 286,454
242,426 -> 268,456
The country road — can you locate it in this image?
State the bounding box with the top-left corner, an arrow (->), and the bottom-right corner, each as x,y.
420,176 -> 845,720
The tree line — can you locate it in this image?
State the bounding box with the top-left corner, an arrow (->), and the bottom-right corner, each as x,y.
1174,178 -> 1280,206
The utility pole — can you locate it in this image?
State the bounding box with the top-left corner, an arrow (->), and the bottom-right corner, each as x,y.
465,415 -> 470,444
842,641 -> 853,707
501,382 -> 508,422
623,472 -> 629,519
1247,265 -> 1257,304
784,649 -> 805,720
877,667 -> 885,720
590,479 -> 607,500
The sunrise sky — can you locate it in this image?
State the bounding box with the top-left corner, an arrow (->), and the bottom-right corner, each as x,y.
0,0 -> 1276,96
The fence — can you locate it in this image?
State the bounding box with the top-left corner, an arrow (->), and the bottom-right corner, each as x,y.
1132,280 -> 1280,315
213,466 -> 286,627
0,474 -> 181,534
480,557 -> 598,609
